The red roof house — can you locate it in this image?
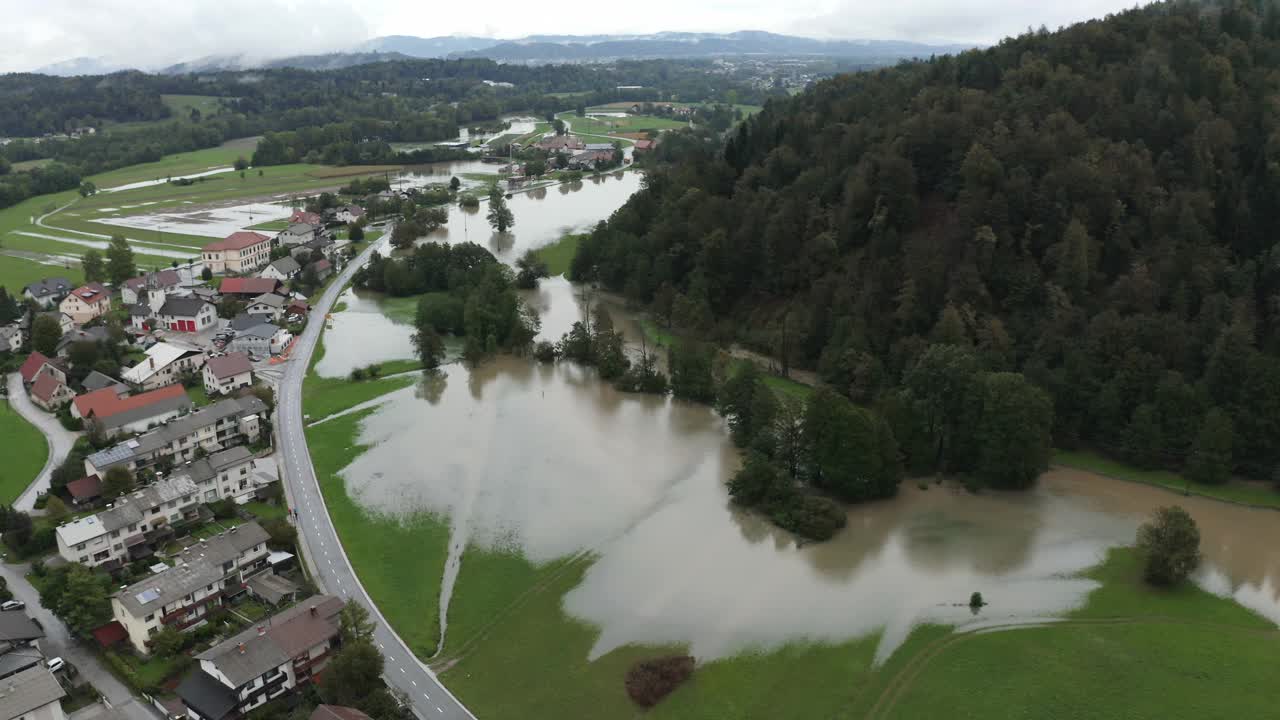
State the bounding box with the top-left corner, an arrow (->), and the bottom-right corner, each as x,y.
219,277 -> 283,297
203,232 -> 271,253
73,383 -> 188,423
66,474 -> 103,503
19,352 -> 53,383
30,371 -> 73,411
290,210 -> 322,226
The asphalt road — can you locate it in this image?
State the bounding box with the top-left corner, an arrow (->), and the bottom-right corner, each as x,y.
273,235 -> 476,720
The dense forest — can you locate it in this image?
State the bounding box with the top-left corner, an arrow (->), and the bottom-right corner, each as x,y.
573,0 -> 1280,483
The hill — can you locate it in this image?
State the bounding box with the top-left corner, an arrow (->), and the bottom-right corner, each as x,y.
573,0 -> 1280,482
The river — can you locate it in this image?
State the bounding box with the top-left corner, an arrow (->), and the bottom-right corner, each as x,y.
312,172 -> 1280,666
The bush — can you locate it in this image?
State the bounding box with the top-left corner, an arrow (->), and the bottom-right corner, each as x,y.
772,494 -> 847,542
208,499 -> 237,520
625,656 -> 695,708
533,341 -> 557,363
1136,506 -> 1201,586
969,591 -> 985,609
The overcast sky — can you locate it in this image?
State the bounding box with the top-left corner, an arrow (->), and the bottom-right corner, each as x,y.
1,0 -> 1142,73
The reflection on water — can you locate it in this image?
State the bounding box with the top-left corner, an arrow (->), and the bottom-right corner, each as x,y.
312,288 -> 415,378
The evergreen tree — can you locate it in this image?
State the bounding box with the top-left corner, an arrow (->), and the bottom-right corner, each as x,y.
1187,408 -> 1234,486
81,249 -> 105,283
105,235 -> 136,285
486,187 -> 514,233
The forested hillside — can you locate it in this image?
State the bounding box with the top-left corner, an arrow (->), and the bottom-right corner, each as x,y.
574,0 -> 1280,481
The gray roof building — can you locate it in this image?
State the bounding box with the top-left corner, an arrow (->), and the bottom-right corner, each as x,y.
177,670 -> 238,720
268,257 -> 300,276
0,613 -> 44,644
194,596 -> 343,687
158,297 -> 212,318
0,666 -> 66,720
81,371 -> 126,394
114,522 -> 270,619
228,314 -> 262,332
55,326 -> 110,355
95,392 -> 195,434
22,278 -> 72,301
248,293 -> 286,310
85,396 -> 267,473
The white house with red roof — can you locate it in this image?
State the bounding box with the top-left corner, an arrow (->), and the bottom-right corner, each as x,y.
202,232 -> 272,275
289,210 -> 322,226
19,351 -> 65,387
30,371 -> 73,411
72,383 -> 194,435
59,282 -> 111,325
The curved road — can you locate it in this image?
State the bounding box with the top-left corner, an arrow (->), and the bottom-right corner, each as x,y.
6,372 -> 81,512
274,234 -> 475,720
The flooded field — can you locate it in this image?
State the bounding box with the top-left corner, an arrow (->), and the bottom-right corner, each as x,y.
319,283 -> 1280,666
95,200 -> 292,238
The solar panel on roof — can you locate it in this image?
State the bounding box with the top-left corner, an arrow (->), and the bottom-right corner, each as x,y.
135,588 -> 161,604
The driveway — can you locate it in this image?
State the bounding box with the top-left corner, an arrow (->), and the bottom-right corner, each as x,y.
5,373 -> 81,512
0,561 -> 159,720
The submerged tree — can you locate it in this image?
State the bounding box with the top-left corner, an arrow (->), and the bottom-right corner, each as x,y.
486,187 -> 514,233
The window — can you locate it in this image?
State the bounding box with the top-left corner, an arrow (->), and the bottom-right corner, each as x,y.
111,530 -> 120,538
146,613 -> 155,621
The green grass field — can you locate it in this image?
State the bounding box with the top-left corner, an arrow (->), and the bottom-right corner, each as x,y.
244,501 -> 287,522
1054,449 -> 1280,510
10,158 -> 53,172
0,401 -> 47,506
562,112 -> 690,136
534,234 -> 582,276
161,94 -> 228,117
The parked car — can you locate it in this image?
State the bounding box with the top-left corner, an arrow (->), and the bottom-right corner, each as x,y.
46,657 -> 64,673
1,600 -> 25,611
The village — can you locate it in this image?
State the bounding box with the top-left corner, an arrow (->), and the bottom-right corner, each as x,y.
0,199 -> 391,720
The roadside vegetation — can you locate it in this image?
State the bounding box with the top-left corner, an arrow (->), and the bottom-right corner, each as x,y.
0,401 -> 47,505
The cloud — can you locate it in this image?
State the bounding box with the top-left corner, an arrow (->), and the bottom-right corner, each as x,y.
0,0 -> 370,72
790,0 -> 1142,45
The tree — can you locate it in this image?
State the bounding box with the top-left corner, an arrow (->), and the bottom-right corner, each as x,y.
802,388 -> 901,502
218,296 -> 246,319
413,324 -> 444,369
902,345 -> 980,473
973,372 -> 1054,489
78,181 -> 96,198
514,249 -> 548,289
1136,506 -> 1201,586
31,314 -> 62,356
525,159 -> 547,178
38,563 -> 111,636
149,627 -> 185,657
717,363 -> 778,448
105,235 -> 136,285
339,602 -> 376,645
486,187 -> 514,233
318,639 -> 383,707
234,156 -> 249,171
575,103 -> 586,117
102,467 -> 135,500
1187,408 -> 1234,485
0,288 -> 19,326
349,223 -> 365,242
201,266 -> 213,282
44,496 -> 69,523
668,340 -> 716,403
553,119 -> 566,135
449,176 -> 461,192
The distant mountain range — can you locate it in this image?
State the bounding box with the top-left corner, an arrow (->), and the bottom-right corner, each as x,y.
32,31 -> 976,76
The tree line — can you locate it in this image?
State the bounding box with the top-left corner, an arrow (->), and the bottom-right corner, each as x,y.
571,0 -> 1280,486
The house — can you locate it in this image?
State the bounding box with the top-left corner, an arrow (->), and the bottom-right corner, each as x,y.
19,352 -> 65,387
71,383 -> 194,436
55,475 -> 201,569
0,324 -> 23,354
29,372 -> 73,411
226,314 -> 265,333
276,223 -> 318,248
175,446 -> 262,504
65,474 -> 102,505
260,257 -> 300,283
122,342 -> 206,391
290,236 -> 335,264
202,232 -> 272,275
0,666 -> 67,720
203,353 -> 254,397
110,522 -> 271,654
289,210 -> 322,226
122,270 -> 181,305
284,300 -> 309,320
58,282 -> 111,326
536,135 -> 585,152
21,278 -> 72,308
245,294 -> 287,323
218,278 -> 282,299
306,259 -> 332,282
633,139 -> 656,152
37,311 -> 74,335
54,326 -> 110,358
83,396 -> 266,477
176,596 -> 345,720
229,324 -> 291,359
335,205 -> 364,224
191,287 -> 221,304
584,142 -> 615,152
156,298 -> 218,334
80,370 -> 126,394
0,611 -> 48,682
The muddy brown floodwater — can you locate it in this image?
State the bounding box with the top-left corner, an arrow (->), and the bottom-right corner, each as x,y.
315,173 -> 1279,669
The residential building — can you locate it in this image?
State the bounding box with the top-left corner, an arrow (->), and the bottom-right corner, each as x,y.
58,283 -> 111,326
54,326 -> 110,358
0,666 -> 66,720
71,383 -> 194,436
122,342 -> 206,391
80,370 -> 125,394
176,596 -> 345,720
0,324 -> 22,354
202,232 -> 272,276
334,205 -> 364,224
0,612 -> 48,682
284,301 -> 309,321
259,257 -> 300,283
584,142 -> 615,152
633,139 -> 656,153
218,278 -> 282,299
66,474 -> 102,506
38,312 -> 74,335
245,294 -> 286,323
29,373 -> 73,412
289,210 -> 322,226
83,395 -> 266,477
306,259 -> 332,282
536,135 -> 585,152
21,278 -> 71,308
290,237 -> 335,263
203,354 -> 254,397
109,522 -> 272,654
275,223 -> 318,248
18,353 -> 65,388
229,324 -> 290,359
155,298 -> 218,334
55,475 -> 201,569
121,270 -> 182,305
175,446 -> 261,504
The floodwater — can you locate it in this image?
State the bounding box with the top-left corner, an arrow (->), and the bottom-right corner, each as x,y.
314,170 -> 1280,667
102,167 -> 235,193
424,170 -> 640,264
96,200 -> 292,239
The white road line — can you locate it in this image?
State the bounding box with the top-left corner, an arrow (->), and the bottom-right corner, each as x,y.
399,667 -> 406,673
411,681 -> 417,687
436,708 -> 442,713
